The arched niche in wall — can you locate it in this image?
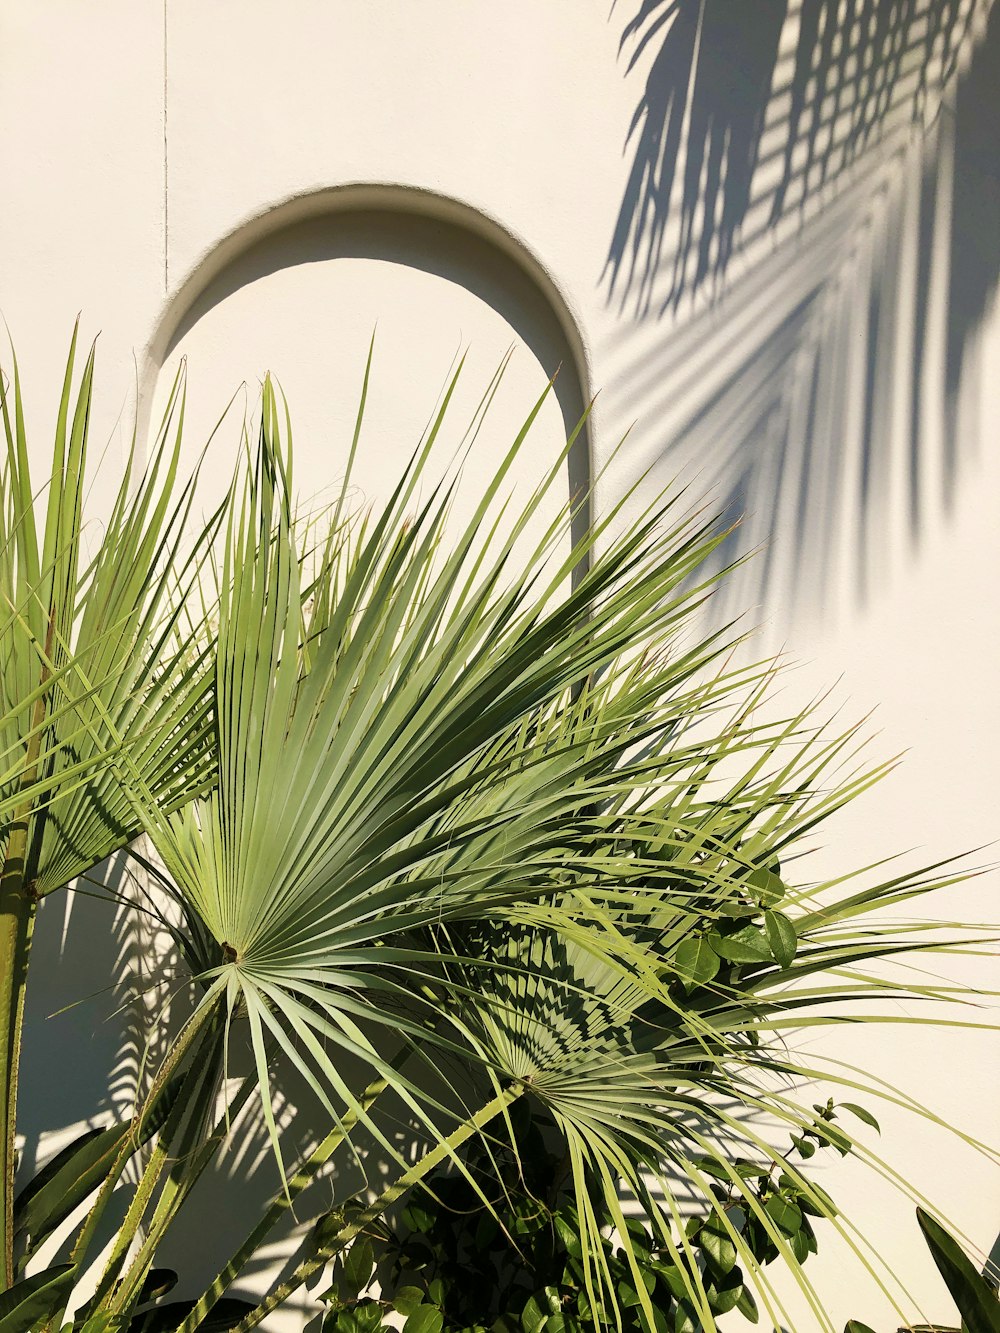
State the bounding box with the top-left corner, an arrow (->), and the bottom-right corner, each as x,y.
144,185 -> 592,552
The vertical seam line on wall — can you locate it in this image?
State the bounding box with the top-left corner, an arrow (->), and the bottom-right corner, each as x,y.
163,0 -> 169,293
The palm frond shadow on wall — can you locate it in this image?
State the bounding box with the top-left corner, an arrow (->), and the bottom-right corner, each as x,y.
606,0 -> 999,623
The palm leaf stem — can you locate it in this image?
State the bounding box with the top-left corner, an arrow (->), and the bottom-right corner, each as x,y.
89,1019 -> 228,1316
231,1083 -> 524,1333
103,1069 -> 255,1326
69,989 -> 222,1272
174,1071 -> 393,1333
0,605 -> 57,1288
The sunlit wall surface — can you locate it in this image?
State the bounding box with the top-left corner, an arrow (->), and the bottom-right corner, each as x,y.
1,3 -> 996,1328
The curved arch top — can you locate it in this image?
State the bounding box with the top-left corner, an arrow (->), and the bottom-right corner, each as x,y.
142,181 -> 594,425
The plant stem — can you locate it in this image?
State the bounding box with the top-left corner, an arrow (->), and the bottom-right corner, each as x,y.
90,1020 -> 225,1317
0,613 -> 56,1289
69,995 -> 218,1275
231,1084 -> 523,1333
174,1074 -> 391,1333
106,1070 -> 254,1323
0,863 -> 36,1290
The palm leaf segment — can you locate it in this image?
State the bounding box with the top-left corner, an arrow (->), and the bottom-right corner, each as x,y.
0,327 -> 217,895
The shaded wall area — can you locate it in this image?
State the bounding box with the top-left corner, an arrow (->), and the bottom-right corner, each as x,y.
147,202 -> 591,558
602,0 -> 998,625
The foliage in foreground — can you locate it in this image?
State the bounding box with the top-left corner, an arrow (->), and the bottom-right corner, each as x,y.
845,1210 -> 1000,1333
315,1096 -> 850,1333
0,332 -> 995,1333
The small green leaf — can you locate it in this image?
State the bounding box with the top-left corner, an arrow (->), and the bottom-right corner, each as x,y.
712,926 -> 771,964
652,1262 -> 690,1302
699,1219 -> 738,1275
735,1284 -> 759,1323
134,1268 -> 178,1305
521,1294 -> 550,1333
764,1193 -> 802,1235
403,1199 -> 435,1234
811,1120 -> 852,1155
521,1289 -> 562,1333
844,1322 -> 878,1333
393,1287 -> 426,1317
748,866 -> 785,905
840,1103 -> 881,1133
618,1279 -> 641,1308
554,1213 -> 583,1259
341,1237 -> 375,1299
763,910 -> 797,968
790,1228 -> 810,1262
674,936 -> 721,989
798,1183 -> 838,1218
405,1306 -> 444,1333
672,1301 -> 697,1333
707,1267 -> 744,1315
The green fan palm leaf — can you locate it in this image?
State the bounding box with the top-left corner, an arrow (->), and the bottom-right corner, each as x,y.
0,329 -> 222,1286
134,367 -> 753,1188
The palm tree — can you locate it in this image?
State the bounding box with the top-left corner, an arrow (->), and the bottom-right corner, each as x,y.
0,326 -> 220,1292
2,346 -> 993,1332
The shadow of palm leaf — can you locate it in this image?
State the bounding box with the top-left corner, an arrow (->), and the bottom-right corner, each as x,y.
608,0 -> 786,314
609,0 -> 978,314
605,0 -> 997,620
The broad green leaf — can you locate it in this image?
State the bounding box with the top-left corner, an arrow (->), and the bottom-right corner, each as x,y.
764,1193 -> 802,1235
712,926 -> 772,964
844,1322 -> 878,1333
674,935 -> 721,989
652,1263 -> 690,1303
554,1214 -> 583,1259
393,1287 -> 426,1316
763,910 -> 797,968
323,1302 -> 388,1333
798,1183 -> 838,1218
522,1292 -> 555,1333
707,1267 -> 744,1315
748,866 -> 785,905
0,1264 -> 74,1333
405,1306 -> 444,1333
638,1305 -> 669,1333
916,1208 -> 1000,1333
133,1268 -> 177,1305
402,1199 -> 435,1234
341,1237 -> 375,1299
699,1218 -> 738,1275
734,1284 -> 759,1323
671,1301 -> 697,1333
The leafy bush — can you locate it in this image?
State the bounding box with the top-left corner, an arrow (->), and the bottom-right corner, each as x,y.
316,1097 -> 853,1333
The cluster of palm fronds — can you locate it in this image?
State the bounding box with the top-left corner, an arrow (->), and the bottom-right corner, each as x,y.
0,330 -> 994,1332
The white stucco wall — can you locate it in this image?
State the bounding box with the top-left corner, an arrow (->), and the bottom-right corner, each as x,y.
2,3 -> 997,1329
